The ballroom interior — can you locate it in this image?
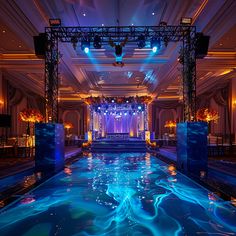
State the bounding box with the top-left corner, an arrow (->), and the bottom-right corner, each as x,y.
0,0 -> 236,235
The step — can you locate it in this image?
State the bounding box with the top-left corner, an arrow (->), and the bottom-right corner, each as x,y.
91,140 -> 147,152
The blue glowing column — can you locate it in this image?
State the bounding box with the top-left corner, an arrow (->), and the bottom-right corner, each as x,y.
35,123 -> 65,172
177,122 -> 208,176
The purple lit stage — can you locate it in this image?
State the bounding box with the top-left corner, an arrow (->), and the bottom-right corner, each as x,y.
106,133 -> 129,140
88,102 -> 148,139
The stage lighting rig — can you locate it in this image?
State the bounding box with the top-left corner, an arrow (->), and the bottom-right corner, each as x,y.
109,36 -> 128,56
81,40 -> 90,53
150,37 -> 161,53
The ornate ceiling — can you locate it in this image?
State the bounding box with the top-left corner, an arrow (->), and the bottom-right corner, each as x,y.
0,0 -> 236,102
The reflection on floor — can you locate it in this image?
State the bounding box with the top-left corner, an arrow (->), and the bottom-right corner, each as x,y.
0,146 -> 82,208
0,152 -> 236,235
158,146 -> 236,198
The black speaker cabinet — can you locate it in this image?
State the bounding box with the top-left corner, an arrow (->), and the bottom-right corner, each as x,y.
195,33 -> 210,59
33,33 -> 47,57
0,114 -> 11,127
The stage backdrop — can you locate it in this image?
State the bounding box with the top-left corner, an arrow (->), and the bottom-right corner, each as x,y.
93,112 -> 144,137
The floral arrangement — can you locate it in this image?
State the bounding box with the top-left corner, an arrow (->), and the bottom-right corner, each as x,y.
64,122 -> 73,129
82,141 -> 92,148
19,108 -> 44,123
196,108 -> 220,123
164,120 -> 177,128
84,96 -> 152,105
146,140 -> 157,148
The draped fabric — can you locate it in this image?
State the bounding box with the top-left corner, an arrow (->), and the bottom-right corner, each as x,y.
7,83 -> 46,136
159,109 -> 175,137
154,100 -> 180,109
152,102 -> 180,137
213,89 -> 227,106
59,101 -> 84,110
107,114 -> 138,134
8,84 -> 24,107
197,83 -> 232,141
8,83 -> 45,113
197,82 -> 230,109
94,113 -> 144,137
196,94 -> 211,109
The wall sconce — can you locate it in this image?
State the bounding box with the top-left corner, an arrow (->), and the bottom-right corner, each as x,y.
0,100 -> 4,106
233,100 -> 236,106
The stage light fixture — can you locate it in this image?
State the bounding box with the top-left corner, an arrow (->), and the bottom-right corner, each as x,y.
115,45 -> 122,56
137,35 -> 146,49
49,18 -> 61,27
180,17 -> 192,25
71,36 -> 78,50
150,37 -> 160,53
163,36 -> 169,47
81,40 -> 90,53
113,61 -> 124,67
93,35 -> 102,49
159,21 -> 167,26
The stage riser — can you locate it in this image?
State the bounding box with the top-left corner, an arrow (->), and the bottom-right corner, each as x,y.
91,140 -> 147,152
91,150 -> 147,153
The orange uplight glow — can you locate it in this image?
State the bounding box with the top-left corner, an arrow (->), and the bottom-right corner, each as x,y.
130,130 -> 134,137
196,108 -> 219,123
19,108 -> 44,123
164,120 -> 177,128
168,165 -> 177,176
82,141 -> 92,148
64,122 -> 73,129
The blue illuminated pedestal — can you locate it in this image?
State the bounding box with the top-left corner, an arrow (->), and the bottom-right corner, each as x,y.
35,123 -> 65,172
177,122 -> 208,176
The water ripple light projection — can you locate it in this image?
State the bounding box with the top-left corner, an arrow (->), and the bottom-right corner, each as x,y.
0,152 -> 235,235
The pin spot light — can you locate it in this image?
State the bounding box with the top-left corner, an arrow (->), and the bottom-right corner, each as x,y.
81,40 -> 90,53
84,47 -> 89,53
137,34 -> 146,49
93,35 -> 102,49
151,37 -> 160,53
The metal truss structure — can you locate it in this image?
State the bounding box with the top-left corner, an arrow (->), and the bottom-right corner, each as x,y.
45,25 -> 196,122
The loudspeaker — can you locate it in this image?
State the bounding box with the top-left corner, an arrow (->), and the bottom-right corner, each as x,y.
33,33 -> 47,57
0,114 -> 11,127
195,33 -> 210,59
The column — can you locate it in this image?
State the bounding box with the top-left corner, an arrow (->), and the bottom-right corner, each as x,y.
177,122 -> 208,177
231,78 -> 236,143
35,123 -> 65,172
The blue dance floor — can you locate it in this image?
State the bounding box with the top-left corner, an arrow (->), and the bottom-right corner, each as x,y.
0,152 -> 235,235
